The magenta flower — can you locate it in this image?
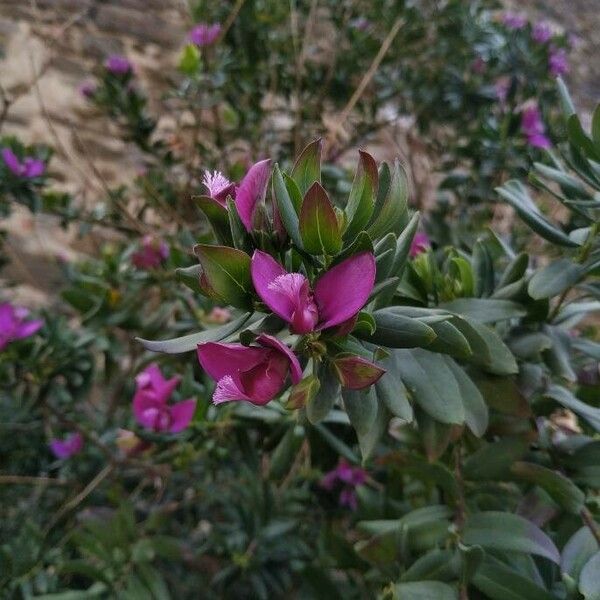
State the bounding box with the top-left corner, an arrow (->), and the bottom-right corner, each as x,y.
549,48 -> 569,76
0,303 -> 43,351
203,160 -> 271,231
197,334 -> 302,406
189,22 -> 221,47
521,104 -> 551,149
321,459 -> 367,511
251,250 -> 376,334
132,235 -> 169,269
133,364 -> 196,433
532,21 -> 553,44
350,17 -> 371,32
502,12 -> 527,30
409,231 -> 430,258
2,148 -> 45,179
50,432 -> 83,459
104,55 -> 132,75
78,80 -> 97,99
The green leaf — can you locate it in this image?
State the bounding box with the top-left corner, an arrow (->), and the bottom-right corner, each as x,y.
440,298 -> 526,323
528,259 -> 585,299
375,364 -> 413,422
562,527 -> 599,580
392,581 -> 457,600
357,395 -> 387,461
174,264 -> 202,294
496,180 -> 579,247
556,76 -> 576,117
401,549 -> 458,582
299,182 -> 342,255
178,43 -> 201,75
471,554 -> 556,600
136,312 -> 254,353
394,349 -> 465,425
360,309 -> 437,348
342,387 -> 377,437
580,552 -> 600,600
344,150 -> 378,242
426,320 -> 473,359
194,195 -> 232,244
272,163 -> 303,248
510,462 -> 585,514
568,114 -> 600,161
463,511 -> 560,563
445,357 -> 488,436
450,256 -> 475,296
472,239 -> 495,297
463,438 -> 529,480
592,103 -> 600,147
498,252 -> 529,288
450,317 -> 518,375
269,425 -> 305,480
367,159 -> 408,239
194,244 -> 252,308
307,364 -> 341,424
291,138 -> 322,197
226,197 -> 252,252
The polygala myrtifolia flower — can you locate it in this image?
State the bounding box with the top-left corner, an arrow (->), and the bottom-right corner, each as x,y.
521,103 -> 551,149
104,55 -> 133,76
49,432 -> 83,460
189,22 -> 222,47
201,159 -> 272,232
133,364 -> 196,433
409,231 -> 430,258
197,334 -> 302,406
132,235 -> 169,269
321,459 -> 368,511
1,148 -> 45,179
251,250 -> 376,334
0,302 -> 44,351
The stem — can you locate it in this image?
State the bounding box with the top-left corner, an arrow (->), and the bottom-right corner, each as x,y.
581,507 -> 600,546
454,444 -> 469,600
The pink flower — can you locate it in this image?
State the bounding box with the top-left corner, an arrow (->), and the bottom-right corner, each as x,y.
2,148 -> 45,179
203,160 -> 271,231
133,364 -> 196,433
251,250 -> 376,334
532,21 -> 553,44
0,303 -> 43,351
132,235 -> 169,269
206,306 -> 231,324
78,80 -> 97,98
502,12 -> 527,30
202,170 -> 236,204
409,231 -> 430,258
50,432 -> 83,459
350,17 -> 371,32
197,334 -> 302,406
104,55 -> 132,75
549,47 -> 569,76
521,103 -> 551,149
189,22 -> 221,47
321,459 -> 368,510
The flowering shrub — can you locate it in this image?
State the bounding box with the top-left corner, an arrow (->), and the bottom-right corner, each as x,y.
0,0 -> 598,596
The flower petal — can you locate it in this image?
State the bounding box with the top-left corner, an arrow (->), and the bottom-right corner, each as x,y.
132,391 -> 163,428
257,334 -> 303,384
238,352 -> 289,405
15,318 -> 43,340
168,399 -> 197,433
314,252 -> 376,329
197,341 -> 267,381
213,374 -> 252,404
251,251 -> 295,322
235,159 -> 271,231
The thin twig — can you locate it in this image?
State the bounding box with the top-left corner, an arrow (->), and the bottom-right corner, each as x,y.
217,0 -> 246,42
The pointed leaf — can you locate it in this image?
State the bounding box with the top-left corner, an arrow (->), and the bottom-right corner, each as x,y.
367,159 -> 408,239
299,182 -> 342,255
291,138 -> 322,197
194,244 -> 252,308
344,150 -> 378,241
272,163 -> 303,248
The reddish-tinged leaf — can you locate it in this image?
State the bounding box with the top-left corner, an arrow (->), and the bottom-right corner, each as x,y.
299,182 -> 342,255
